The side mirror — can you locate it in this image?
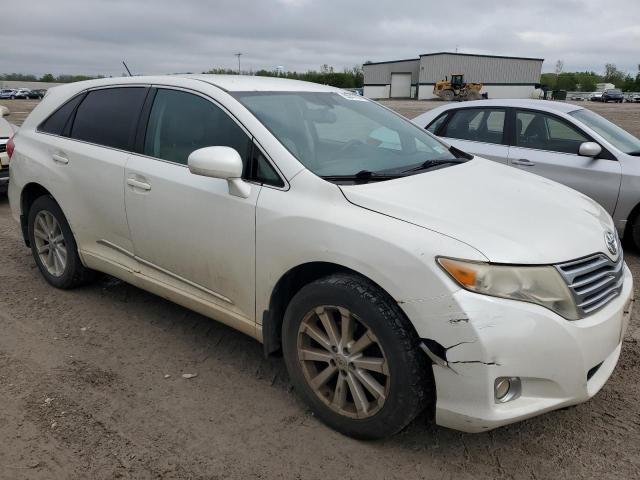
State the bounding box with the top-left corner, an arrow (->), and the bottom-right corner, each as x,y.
187,146 -> 251,198
579,142 -> 602,158
0,106 -> 9,117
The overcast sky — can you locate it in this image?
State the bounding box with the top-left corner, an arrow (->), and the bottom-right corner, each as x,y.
3,0 -> 639,77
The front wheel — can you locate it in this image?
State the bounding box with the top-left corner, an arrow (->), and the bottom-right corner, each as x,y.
282,274 -> 433,439
28,195 -> 96,289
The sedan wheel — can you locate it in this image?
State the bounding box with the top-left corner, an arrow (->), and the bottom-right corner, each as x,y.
33,210 -> 68,277
297,305 -> 390,419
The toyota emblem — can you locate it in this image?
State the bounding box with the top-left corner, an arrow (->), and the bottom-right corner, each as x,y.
605,230 -> 618,256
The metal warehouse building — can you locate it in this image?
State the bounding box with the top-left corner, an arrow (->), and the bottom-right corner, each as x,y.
363,52 -> 543,100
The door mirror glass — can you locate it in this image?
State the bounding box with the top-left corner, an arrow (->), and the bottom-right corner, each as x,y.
0,106 -> 9,117
188,146 -> 251,198
578,141 -> 602,157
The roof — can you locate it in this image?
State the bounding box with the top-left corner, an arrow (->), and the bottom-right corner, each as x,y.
46,74 -> 342,94
419,52 -> 544,62
363,58 -> 419,66
413,99 -> 582,122
187,74 -> 340,92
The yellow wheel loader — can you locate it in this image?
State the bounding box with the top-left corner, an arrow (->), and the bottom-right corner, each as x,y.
433,74 -> 483,101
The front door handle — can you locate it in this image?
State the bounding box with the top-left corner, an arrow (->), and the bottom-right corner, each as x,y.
512,158 -> 535,166
52,153 -> 69,164
126,178 -> 151,191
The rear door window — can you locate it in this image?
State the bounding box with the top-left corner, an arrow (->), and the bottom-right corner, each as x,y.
70,87 -> 147,150
441,109 -> 505,144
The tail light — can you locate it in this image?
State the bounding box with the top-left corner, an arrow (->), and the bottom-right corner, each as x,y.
6,136 -> 14,160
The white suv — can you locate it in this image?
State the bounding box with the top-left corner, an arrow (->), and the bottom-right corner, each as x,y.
7,76 -> 633,439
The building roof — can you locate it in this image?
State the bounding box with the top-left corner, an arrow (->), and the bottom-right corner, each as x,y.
419,52 -> 544,62
363,58 -> 419,66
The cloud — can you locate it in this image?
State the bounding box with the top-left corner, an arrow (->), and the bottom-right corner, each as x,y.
2,0 -> 639,77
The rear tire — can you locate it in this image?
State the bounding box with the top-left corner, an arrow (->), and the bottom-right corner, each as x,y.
282,273 -> 433,439
27,195 -> 96,289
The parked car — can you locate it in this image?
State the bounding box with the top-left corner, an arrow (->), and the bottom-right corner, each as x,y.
0,109 -> 15,194
12,88 -> 32,99
31,89 -> 47,99
602,89 -> 624,103
569,94 -> 585,101
589,92 -> 603,102
8,76 -> 633,439
413,99 -> 640,247
0,89 -> 17,99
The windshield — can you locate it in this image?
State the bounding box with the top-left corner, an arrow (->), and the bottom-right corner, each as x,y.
233,91 -> 460,178
570,108 -> 640,155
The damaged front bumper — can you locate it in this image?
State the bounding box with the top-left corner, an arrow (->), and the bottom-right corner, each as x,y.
418,264 -> 634,433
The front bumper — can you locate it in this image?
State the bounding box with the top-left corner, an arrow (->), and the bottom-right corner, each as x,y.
428,264 -> 633,433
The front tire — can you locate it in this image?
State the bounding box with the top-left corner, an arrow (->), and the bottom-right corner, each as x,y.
27,195 -> 95,289
282,274 -> 433,439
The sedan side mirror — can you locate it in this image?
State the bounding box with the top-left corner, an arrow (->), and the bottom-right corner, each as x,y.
578,142 -> 602,158
188,146 -> 251,198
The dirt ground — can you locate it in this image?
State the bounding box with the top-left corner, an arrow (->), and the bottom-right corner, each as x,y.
1,97 -> 640,479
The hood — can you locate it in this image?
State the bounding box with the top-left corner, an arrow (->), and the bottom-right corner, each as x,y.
340,159 -> 616,265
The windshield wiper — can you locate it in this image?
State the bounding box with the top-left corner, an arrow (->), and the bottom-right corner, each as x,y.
400,159 -> 467,174
320,170 -> 404,182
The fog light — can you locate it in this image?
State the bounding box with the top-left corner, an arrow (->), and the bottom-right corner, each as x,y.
494,377 -> 521,403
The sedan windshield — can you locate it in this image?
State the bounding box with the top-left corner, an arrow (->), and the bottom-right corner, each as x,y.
570,108 -> 640,155
234,91 -> 461,178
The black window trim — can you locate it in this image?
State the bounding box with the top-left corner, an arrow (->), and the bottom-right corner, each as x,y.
247,139 -> 287,189
507,107 -> 616,160
431,106 -> 510,146
133,85 -> 289,190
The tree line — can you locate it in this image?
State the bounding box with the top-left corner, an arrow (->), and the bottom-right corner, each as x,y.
0,73 -> 105,83
541,61 -> 640,91
205,64 -> 364,89
1,65 -> 364,89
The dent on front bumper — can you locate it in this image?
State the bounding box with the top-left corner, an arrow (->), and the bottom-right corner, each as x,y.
424,264 -> 633,433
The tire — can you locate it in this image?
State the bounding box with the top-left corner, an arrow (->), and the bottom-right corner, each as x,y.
10,96 -> 15,100
440,89 -> 455,101
27,195 -> 95,289
282,273 -> 433,440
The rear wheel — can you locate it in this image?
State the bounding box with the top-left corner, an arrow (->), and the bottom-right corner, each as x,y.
282,274 -> 433,439
28,195 -> 95,289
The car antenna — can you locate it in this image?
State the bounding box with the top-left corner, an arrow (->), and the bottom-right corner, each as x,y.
122,61 -> 133,76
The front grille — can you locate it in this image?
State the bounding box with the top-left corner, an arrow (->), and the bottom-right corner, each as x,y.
556,253 -> 624,317
0,139 -> 6,154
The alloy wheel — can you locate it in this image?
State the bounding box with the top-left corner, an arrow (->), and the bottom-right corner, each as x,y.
297,305 -> 390,419
33,210 -> 67,277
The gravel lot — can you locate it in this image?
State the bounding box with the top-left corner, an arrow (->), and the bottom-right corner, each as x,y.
1,97 -> 639,479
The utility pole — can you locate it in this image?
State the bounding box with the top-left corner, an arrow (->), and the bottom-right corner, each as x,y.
235,53 -> 242,75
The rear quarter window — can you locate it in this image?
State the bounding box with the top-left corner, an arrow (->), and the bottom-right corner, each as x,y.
38,94 -> 85,136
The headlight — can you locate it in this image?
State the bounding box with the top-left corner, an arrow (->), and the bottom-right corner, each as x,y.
438,257 -> 580,320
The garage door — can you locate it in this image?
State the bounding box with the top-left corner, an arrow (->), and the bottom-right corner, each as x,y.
390,73 -> 411,98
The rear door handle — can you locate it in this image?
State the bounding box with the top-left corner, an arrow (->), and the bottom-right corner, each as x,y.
126,178 -> 151,191
512,158 -> 535,166
52,153 -> 69,164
